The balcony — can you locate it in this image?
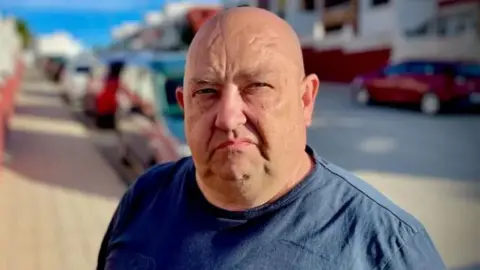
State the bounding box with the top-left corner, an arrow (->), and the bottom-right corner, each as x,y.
392,5 -> 480,62
392,33 -> 480,62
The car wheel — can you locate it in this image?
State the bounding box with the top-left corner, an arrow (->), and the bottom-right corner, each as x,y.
121,155 -> 131,167
355,88 -> 371,105
119,146 -> 131,167
95,114 -> 117,130
420,93 -> 441,116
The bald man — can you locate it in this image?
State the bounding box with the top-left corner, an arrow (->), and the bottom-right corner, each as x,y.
97,7 -> 445,270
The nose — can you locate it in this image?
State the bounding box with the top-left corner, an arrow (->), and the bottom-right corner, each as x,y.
214,84 -> 247,132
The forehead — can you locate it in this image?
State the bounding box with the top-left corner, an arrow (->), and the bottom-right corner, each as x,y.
186,23 -> 291,81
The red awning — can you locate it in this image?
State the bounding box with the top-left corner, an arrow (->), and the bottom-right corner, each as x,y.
186,8 -> 221,33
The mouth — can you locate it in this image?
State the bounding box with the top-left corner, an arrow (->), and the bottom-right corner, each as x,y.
214,139 -> 254,151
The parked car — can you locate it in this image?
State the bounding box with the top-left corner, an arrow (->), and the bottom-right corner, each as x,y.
61,53 -> 99,109
351,60 -> 480,115
116,52 -> 190,173
44,56 -> 67,82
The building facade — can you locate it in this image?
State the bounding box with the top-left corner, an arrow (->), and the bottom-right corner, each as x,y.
108,2 -> 220,53
223,0 -> 480,82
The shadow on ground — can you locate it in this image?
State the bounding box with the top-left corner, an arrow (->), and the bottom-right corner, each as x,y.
5,81 -> 126,199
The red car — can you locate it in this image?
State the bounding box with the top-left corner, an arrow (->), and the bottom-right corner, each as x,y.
351,60 -> 480,115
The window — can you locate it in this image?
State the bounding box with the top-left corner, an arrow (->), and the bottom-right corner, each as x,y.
325,24 -> 343,33
258,0 -> 269,10
371,0 -> 389,6
436,17 -> 448,37
455,18 -> 467,35
303,0 -> 315,11
405,22 -> 429,37
324,0 -> 349,8
278,0 -> 286,18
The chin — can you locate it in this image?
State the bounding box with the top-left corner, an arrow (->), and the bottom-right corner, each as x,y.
211,159 -> 255,182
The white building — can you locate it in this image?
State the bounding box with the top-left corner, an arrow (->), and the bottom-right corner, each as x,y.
222,0 -> 480,82
144,11 -> 165,26
112,22 -> 142,41
35,31 -> 84,59
108,2 -> 221,52
0,15 -> 22,81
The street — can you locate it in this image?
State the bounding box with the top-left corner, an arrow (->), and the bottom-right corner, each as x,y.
309,83 -> 480,182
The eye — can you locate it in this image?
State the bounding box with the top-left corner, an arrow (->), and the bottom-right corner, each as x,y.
250,82 -> 272,89
192,88 -> 218,97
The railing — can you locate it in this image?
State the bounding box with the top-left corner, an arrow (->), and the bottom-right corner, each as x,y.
392,33 -> 480,62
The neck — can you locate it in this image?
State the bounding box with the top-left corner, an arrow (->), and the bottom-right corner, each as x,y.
196,151 -> 313,212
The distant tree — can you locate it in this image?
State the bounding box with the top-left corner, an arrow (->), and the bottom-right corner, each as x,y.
15,19 -> 32,49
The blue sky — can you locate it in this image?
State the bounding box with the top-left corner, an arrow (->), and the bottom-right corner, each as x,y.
1,0 -> 219,48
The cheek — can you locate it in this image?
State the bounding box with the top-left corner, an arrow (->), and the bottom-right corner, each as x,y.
184,108 -> 213,148
249,95 -> 301,142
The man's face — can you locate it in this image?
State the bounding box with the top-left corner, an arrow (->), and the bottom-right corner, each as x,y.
177,23 -> 317,183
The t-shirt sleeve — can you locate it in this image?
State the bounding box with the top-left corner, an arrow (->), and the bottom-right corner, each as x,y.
96,161 -> 179,269
96,188 -> 133,270
381,229 -> 446,270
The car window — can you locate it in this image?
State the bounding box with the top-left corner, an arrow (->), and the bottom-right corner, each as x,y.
405,63 -> 437,75
456,64 -> 480,77
383,64 -> 406,76
75,66 -> 90,73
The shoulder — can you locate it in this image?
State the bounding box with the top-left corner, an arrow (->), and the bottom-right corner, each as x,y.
301,157 -> 443,267
317,159 -> 424,232
126,157 -> 193,204
113,157 -> 193,226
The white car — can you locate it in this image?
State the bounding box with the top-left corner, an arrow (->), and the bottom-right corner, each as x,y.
115,52 -> 191,173
61,53 -> 99,109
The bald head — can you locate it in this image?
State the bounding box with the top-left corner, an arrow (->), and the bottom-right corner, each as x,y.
186,7 -> 305,82
177,7 -> 319,207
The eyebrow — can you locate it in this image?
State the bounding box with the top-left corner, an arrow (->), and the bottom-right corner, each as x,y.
188,77 -> 220,86
234,68 -> 275,80
188,66 -> 277,86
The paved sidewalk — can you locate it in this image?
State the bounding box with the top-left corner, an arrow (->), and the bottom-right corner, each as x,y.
0,70 -> 126,270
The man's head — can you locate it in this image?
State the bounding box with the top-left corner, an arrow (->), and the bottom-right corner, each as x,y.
176,7 -> 319,203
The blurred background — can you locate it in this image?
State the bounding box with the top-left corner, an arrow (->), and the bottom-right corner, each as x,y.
0,0 -> 479,269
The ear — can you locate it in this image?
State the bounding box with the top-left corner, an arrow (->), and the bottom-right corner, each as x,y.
301,73 -> 319,127
175,86 -> 185,111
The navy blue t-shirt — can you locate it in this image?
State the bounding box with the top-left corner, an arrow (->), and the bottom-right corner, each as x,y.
97,146 -> 446,270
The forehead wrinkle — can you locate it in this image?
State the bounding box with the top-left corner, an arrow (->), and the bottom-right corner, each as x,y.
186,18 -> 226,90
